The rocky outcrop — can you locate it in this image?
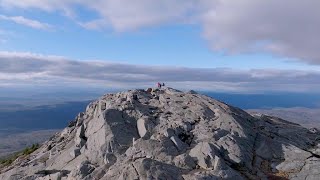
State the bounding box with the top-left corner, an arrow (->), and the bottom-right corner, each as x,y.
1,87 -> 320,180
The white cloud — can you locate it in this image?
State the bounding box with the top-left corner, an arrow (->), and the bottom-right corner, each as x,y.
0,0 -> 207,31
201,0 -> 320,64
1,1 -> 320,64
81,0 -> 198,32
0,14 -> 52,30
0,51 -> 319,92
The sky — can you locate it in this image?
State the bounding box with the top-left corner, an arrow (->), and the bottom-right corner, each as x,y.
0,0 -> 320,93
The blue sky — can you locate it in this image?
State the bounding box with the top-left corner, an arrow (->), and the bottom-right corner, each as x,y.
0,12 -> 317,70
0,0 -> 320,92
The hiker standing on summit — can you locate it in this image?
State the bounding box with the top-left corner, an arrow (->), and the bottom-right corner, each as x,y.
157,82 -> 166,89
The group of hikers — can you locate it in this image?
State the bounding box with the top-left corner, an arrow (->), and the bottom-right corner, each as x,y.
157,82 -> 165,88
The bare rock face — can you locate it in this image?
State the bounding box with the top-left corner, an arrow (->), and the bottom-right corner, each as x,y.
1,87 -> 320,180
137,117 -> 148,138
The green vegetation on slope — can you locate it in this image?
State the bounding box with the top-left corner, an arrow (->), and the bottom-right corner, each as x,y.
0,143 -> 40,167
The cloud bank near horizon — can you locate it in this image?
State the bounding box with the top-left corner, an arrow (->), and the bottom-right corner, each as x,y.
0,51 -> 319,93
1,0 -> 320,64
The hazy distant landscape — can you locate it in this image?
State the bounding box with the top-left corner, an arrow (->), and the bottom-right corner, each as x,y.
0,99 -> 91,158
0,87 -> 109,110
203,92 -> 320,109
247,107 -> 320,128
0,129 -> 58,158
0,101 -> 91,130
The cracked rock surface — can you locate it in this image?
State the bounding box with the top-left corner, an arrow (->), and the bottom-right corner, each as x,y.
1,88 -> 320,180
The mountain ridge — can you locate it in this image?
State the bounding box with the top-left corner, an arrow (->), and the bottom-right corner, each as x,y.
1,87 -> 319,180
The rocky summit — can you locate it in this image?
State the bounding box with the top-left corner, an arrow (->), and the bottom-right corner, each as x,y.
1,88 -> 320,180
